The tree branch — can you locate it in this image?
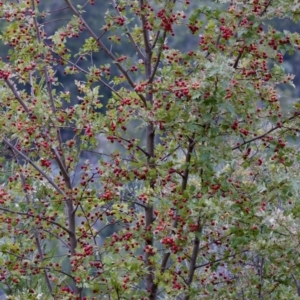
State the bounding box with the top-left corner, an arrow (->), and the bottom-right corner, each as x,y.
11,145 -> 54,296
118,136 -> 150,157
31,1 -> 68,181
48,48 -> 123,99
111,0 -> 145,60
148,30 -> 167,83
4,79 -> 30,114
151,31 -> 160,50
150,134 -> 196,297
233,49 -> 243,69
3,138 -> 67,198
139,0 -> 151,55
232,113 -> 300,150
31,0 -> 56,112
64,0 -> 147,106
0,206 -> 73,236
183,220 -> 201,300
292,274 -> 300,296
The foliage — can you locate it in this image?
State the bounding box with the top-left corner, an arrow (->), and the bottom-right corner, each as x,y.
0,0 -> 300,299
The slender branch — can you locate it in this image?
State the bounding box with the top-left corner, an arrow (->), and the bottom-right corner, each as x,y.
4,79 -> 30,114
137,1 -> 156,296
77,201 -> 98,245
182,135 -> 196,190
3,138 -> 67,198
31,0 -> 56,113
47,6 -> 70,13
0,206 -> 72,236
233,49 -> 243,69
151,31 -> 160,50
292,274 -> 300,296
42,18 -> 71,25
111,0 -> 145,60
265,282 -> 280,296
148,30 -> 167,83
1,251 -> 23,260
34,231 -> 53,295
159,146 -> 181,162
258,257 -> 264,300
139,0 -> 151,55
5,90 -> 76,260
41,228 -> 70,248
183,221 -> 201,300
64,0 -> 147,106
51,147 -> 71,189
151,134 -> 196,297
49,47 -> 123,99
6,137 -> 76,262
197,232 -> 233,254
160,251 -> 171,273
31,0 -> 69,194
194,256 -> 228,270
260,0 -> 273,16
11,146 -> 53,296
232,113 -> 300,150
93,223 -> 115,238
118,136 -> 150,157
40,266 -> 77,281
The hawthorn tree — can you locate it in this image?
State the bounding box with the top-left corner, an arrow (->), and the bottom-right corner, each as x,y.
1,0 -> 300,299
